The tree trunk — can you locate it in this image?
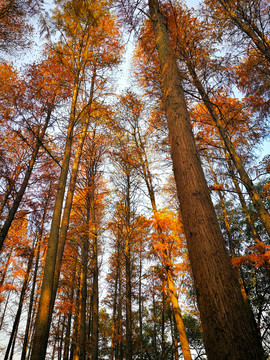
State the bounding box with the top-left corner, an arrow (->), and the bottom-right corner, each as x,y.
125,174 -> 132,360
148,1 -> 264,359
132,102 -> 192,360
185,56 -> 270,237
21,193 -> 49,360
30,80 -> 79,360
4,240 -> 35,360
206,154 -> 247,299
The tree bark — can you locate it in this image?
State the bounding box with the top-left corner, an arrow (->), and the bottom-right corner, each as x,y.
4,240 -> 35,360
30,79 -> 79,360
148,1 -> 264,359
125,173 -> 133,360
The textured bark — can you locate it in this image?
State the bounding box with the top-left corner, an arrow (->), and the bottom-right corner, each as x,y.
30,80 -> 79,360
138,240 -> 144,360
88,150 -> 99,360
52,68 -> 96,306
148,1 -> 264,359
21,192 -> 49,360
125,173 -> 133,360
110,264 -> 119,360
63,268 -> 76,360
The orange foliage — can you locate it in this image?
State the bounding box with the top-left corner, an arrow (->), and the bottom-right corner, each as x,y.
150,209 -> 189,273
232,241 -> 270,269
209,183 -> 224,191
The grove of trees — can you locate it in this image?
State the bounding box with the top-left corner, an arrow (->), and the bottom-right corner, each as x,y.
0,0 -> 269,359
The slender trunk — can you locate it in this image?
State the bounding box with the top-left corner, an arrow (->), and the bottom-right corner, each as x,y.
63,266 -> 76,360
166,269 -> 192,360
170,311 -> 179,360
226,155 -> 270,278
9,326 -> 18,360
30,81 -> 79,360
4,240 -> 35,360
117,273 -> 123,360
88,154 -> 99,360
138,242 -> 143,360
79,233 -> 88,360
152,294 -> 158,360
217,0 -> 270,63
186,56 -> 270,237
21,197 -> 48,360
58,315 -> 65,360
52,68 -> 96,311
206,154 -> 247,299
110,264 -> 119,360
148,1 -> 264,359
73,265 -> 83,360
91,236 -> 99,360
0,107 -> 52,251
161,292 -> 165,360
133,101 -> 192,360
125,173 -> 132,360
0,284 -> 12,330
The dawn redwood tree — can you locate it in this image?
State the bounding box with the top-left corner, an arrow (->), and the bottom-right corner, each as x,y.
30,1 -> 122,359
116,92 -> 192,360
205,0 -> 270,64
137,2 -> 270,238
120,0 -> 265,358
0,0 -> 43,53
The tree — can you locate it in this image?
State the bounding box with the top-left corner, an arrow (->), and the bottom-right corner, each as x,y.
0,0 -> 43,52
123,0 -> 264,358
30,1 -> 122,359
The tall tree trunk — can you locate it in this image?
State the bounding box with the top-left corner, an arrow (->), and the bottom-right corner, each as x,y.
206,154 -> 247,299
52,68 -> 96,309
73,270 -> 82,360
88,150 -> 99,360
21,193 -> 49,360
138,240 -> 144,360
185,56 -> 270,237
225,155 -> 270,278
132,102 -> 192,360
148,1 -> 264,359
152,294 -> 158,360
30,80 -> 80,360
117,273 -> 124,360
125,173 -> 132,360
78,230 -> 88,360
63,265 -> 76,360
110,264 -> 119,360
91,235 -> 99,360
4,239 -> 35,360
